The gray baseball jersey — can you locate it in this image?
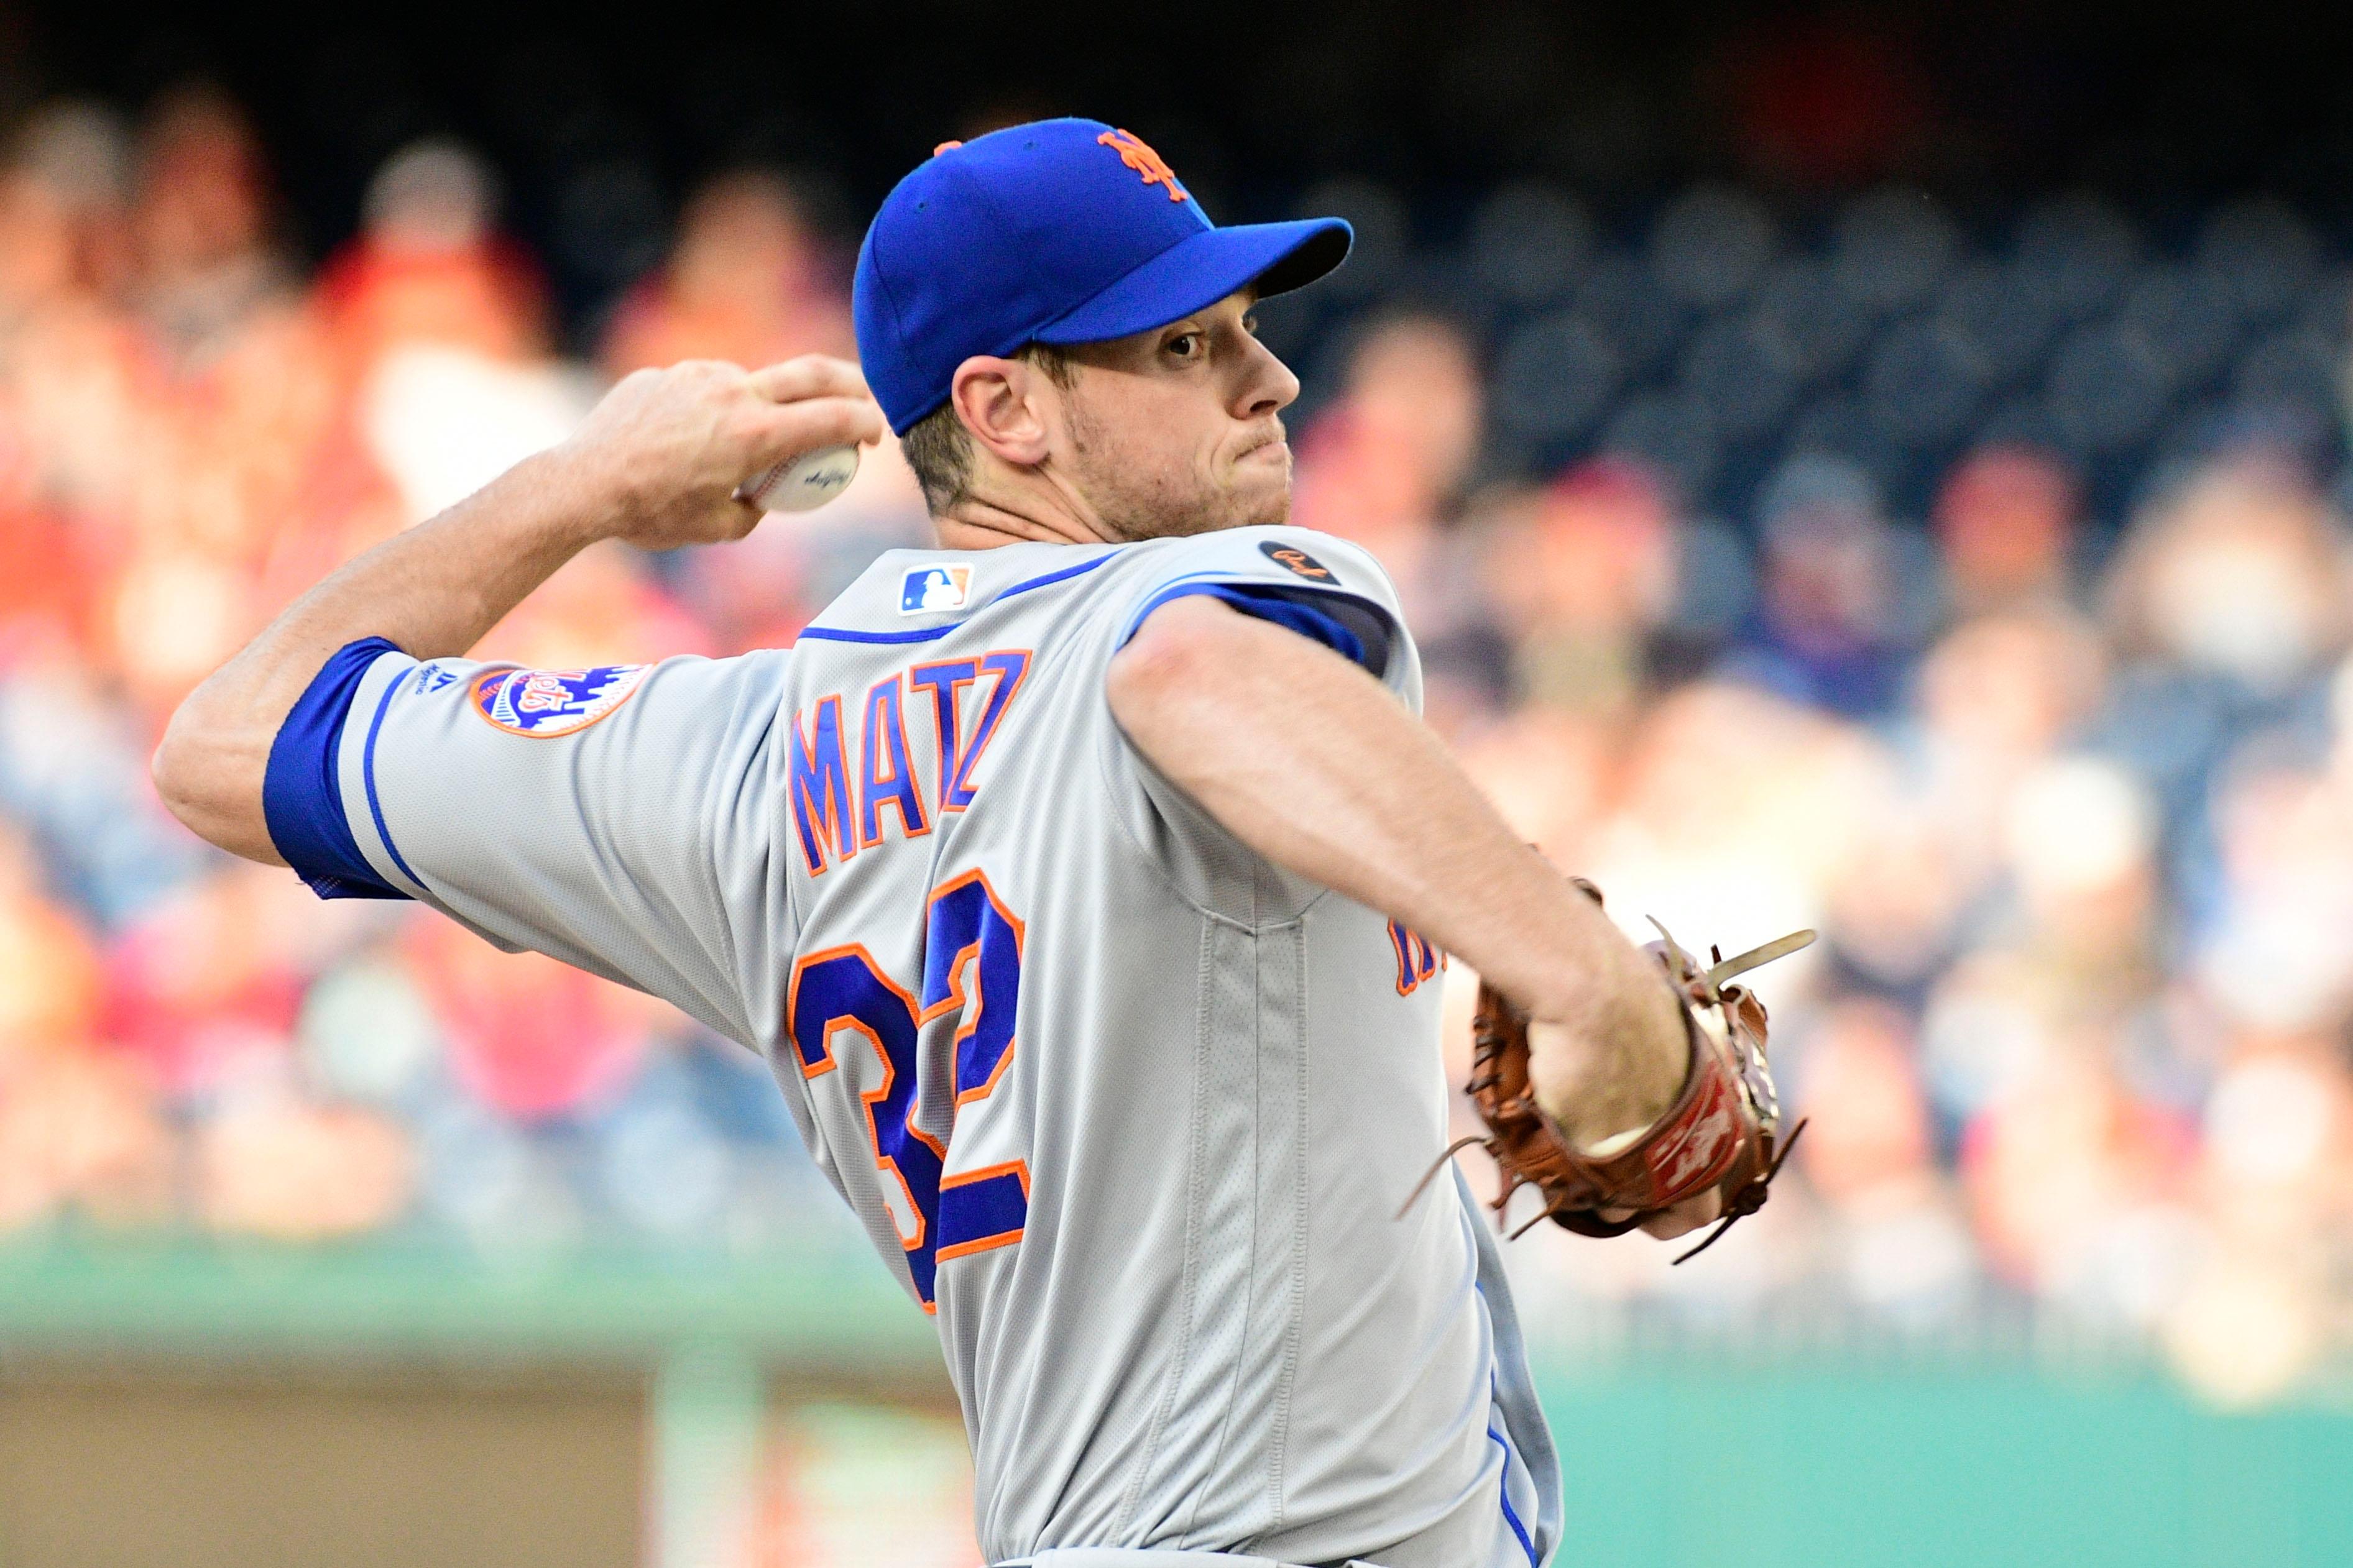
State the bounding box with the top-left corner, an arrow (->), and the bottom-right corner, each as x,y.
299,524 -> 1560,1567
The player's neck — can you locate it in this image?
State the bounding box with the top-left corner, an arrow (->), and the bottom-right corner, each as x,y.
933,494 -> 1120,551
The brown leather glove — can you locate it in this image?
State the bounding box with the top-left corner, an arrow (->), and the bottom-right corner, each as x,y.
1457,879 -> 1812,1263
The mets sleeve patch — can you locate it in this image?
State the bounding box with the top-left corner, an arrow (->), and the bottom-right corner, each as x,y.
470,664 -> 650,736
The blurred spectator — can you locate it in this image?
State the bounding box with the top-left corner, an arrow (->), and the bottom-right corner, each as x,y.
1893,607 -> 2107,905
101,859 -> 308,1096
1581,677 -> 1871,955
1798,998 -> 1936,1202
0,640 -> 210,922
1453,706 -> 1614,866
405,916 -> 668,1125
0,104 -> 145,587
1795,998 -> 1978,1319
99,91 -> 361,717
3,101 -> 132,303
601,168 -> 855,375
2192,752 -> 2353,1030
1932,445 -> 2082,615
1726,456 -> 1915,718
474,540 -> 716,670
315,138 -> 550,372
2002,754 -> 2164,989
2104,456 -> 2349,697
0,1045 -> 175,1231
127,87 -> 293,357
315,139 -> 583,526
1292,312 -> 1482,615
1963,1028 -> 2192,1304
2093,455 -> 2351,841
1478,457 -> 1677,715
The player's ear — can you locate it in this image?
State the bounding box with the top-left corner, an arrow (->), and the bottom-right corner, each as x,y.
951,355 -> 1054,469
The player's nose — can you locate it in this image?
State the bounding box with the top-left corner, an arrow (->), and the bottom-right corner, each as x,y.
1235,335 -> 1301,420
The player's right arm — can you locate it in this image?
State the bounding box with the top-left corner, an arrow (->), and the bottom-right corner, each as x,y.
153,357 -> 881,863
151,357 -> 884,1042
1108,592 -> 1716,1237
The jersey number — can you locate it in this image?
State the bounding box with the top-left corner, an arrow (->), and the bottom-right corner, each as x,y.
786,871 -> 1028,1310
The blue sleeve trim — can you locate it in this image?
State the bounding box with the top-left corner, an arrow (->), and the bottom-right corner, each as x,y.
1121,581 -> 1375,671
262,637 -> 411,901
361,669 -> 429,893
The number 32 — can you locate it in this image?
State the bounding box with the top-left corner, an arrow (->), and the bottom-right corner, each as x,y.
786,871 -> 1028,1309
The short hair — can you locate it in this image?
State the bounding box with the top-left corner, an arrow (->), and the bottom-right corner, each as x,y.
900,342 -> 1076,516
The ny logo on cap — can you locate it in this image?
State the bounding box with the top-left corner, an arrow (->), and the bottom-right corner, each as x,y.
1097,129 -> 1187,203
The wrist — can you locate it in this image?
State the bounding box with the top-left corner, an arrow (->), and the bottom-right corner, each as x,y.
531,439 -> 640,549
1499,873 -> 1637,1029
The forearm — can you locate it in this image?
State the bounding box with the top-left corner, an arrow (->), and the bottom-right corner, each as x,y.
154,451 -> 606,862
154,354 -> 885,867
268,451 -> 609,666
1108,598 -> 1688,1132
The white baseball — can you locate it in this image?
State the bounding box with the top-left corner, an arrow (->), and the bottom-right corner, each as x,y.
736,444 -> 862,513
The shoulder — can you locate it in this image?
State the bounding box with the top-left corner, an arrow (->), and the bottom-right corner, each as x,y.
1113,526 -> 1403,616
1107,526 -> 1414,687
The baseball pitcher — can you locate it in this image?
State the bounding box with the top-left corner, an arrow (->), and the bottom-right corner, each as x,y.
157,120 -> 1759,1568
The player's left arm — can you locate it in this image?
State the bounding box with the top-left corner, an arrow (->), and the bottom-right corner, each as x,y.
1107,592 -> 1718,1237
154,357 -> 881,861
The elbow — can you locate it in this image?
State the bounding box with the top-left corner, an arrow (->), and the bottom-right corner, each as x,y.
150,689 -> 278,862
150,697 -> 221,837
151,705 -> 201,828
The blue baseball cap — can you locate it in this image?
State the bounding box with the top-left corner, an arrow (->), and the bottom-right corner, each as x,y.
854,118 -> 1351,434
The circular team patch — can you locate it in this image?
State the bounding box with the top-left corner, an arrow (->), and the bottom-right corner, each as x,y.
471,664 -> 650,737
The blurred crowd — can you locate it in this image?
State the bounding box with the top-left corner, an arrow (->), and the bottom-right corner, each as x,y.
1,88 -> 2350,1406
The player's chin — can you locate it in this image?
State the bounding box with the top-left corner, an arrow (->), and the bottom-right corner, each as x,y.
1221,469 -> 1293,530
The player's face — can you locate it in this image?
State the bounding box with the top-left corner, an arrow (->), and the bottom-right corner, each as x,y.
1049,291 -> 1302,539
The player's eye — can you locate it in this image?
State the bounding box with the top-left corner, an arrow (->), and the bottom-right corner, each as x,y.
1242,312 -> 1261,336
1165,331 -> 1202,360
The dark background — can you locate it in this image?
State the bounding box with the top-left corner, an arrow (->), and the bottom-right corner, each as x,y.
14,2 -> 2353,303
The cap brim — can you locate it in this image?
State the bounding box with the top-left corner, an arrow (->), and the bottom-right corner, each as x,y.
1034,218 -> 1351,346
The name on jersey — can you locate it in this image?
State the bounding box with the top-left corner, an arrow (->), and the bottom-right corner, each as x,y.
790,647 -> 1031,874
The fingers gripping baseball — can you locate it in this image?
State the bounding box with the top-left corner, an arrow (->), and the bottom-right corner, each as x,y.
743,357 -> 885,467
745,354 -> 872,405
559,356 -> 885,551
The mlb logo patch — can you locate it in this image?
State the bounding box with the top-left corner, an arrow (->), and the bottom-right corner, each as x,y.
900,564 -> 973,614
471,664 -> 650,737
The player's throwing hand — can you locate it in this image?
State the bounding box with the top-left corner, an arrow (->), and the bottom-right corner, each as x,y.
556,354 -> 885,551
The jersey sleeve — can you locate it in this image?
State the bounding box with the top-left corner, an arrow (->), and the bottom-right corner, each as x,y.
1113,525 -> 1411,691
262,638 -> 790,1044
1097,526 -> 1423,924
